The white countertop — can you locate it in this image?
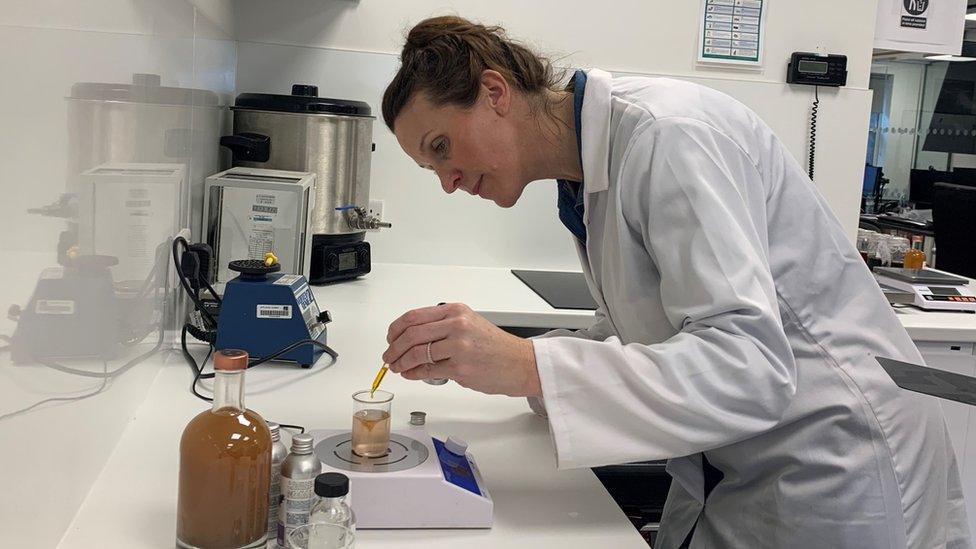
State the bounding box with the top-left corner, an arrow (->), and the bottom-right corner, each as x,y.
60,262 -> 976,547
317,263 -> 596,330
59,263 -> 645,548
891,306 -> 976,343
319,263 -> 976,342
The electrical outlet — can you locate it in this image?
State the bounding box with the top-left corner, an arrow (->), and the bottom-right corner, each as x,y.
368,199 -> 384,231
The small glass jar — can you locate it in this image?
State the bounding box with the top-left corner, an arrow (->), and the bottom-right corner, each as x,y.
869,234 -> 892,269
889,236 -> 911,268
857,229 -> 877,263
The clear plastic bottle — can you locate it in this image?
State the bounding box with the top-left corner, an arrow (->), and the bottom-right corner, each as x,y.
309,472 -> 357,534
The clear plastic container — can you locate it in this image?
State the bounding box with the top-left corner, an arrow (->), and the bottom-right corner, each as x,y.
870,234 -> 893,269
857,229 -> 877,263
890,236 -> 911,268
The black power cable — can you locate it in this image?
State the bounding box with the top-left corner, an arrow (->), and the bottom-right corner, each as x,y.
1,326 -> 165,421
181,325 -> 332,433
182,326 -> 337,383
173,234 -> 338,433
0,361 -> 110,422
808,86 -> 819,181
172,236 -> 220,330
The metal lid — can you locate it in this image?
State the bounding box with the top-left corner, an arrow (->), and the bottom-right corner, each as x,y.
69,73 -> 219,106
233,84 -> 372,116
291,433 -> 315,454
409,411 -> 426,426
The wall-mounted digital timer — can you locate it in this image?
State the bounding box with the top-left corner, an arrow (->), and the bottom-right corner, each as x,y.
787,52 -> 848,87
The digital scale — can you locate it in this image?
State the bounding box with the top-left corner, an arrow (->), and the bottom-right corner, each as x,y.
308,424 -> 493,529
874,268 -> 976,312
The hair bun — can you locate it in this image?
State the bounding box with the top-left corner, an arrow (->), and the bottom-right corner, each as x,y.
383,15 -> 561,131
403,15 -> 497,52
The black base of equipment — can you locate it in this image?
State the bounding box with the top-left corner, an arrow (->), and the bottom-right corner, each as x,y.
310,233 -> 371,285
9,256 -> 121,363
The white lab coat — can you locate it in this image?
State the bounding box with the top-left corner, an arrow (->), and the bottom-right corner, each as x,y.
530,69 -> 971,548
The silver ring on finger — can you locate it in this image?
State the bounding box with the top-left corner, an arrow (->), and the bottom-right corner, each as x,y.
426,341 -> 435,365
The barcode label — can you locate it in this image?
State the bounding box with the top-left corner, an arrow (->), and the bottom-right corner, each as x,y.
36,300 -> 75,315
256,304 -> 292,319
274,275 -> 302,286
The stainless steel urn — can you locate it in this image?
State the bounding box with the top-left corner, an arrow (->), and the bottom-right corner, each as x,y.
221,84 -> 386,283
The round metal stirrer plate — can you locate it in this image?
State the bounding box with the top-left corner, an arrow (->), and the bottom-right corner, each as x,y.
315,433 -> 429,473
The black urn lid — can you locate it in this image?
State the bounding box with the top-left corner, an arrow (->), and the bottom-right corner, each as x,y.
233,84 -> 372,116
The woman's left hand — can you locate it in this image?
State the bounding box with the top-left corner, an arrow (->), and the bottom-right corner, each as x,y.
382,303 -> 542,397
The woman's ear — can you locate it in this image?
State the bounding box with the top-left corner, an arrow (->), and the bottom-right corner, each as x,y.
481,69 -> 511,115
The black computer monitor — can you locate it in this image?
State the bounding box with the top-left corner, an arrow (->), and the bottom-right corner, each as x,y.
863,165 -> 881,195
910,168 -> 953,207
951,167 -> 976,188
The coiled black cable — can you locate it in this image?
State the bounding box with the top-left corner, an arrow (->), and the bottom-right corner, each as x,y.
808,86 -> 819,181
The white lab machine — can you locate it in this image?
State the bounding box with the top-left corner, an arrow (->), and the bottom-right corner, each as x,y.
875,267 -> 976,312
308,424 -> 493,529
77,163 -> 185,285
203,168 -> 315,286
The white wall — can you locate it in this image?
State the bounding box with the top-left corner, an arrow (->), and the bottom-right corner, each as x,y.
232,0 -> 878,269
232,0 -> 877,89
0,2 -> 236,547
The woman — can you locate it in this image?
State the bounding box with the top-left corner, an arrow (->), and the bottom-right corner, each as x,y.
379,16 -> 969,548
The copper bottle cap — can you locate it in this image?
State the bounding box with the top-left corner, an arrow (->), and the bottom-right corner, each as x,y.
214,349 -> 248,371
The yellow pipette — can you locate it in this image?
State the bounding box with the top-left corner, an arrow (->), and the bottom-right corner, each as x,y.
370,364 -> 390,397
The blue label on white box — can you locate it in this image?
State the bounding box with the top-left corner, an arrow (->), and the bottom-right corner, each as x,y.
432,437 -> 482,496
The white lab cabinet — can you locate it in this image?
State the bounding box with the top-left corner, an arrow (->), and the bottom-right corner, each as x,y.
917,341 -> 976,536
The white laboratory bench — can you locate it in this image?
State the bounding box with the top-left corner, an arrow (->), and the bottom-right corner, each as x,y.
58,263 -> 976,547
57,263 -> 646,548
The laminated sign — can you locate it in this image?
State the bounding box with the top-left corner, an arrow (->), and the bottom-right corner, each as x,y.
697,0 -> 767,67
874,0 -> 966,55
901,0 -> 930,29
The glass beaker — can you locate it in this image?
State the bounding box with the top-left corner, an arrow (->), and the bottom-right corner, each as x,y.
351,390 -> 393,458
287,523 -> 355,549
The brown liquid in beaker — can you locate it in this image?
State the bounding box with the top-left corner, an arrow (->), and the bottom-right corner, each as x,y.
351,409 -> 392,457
177,408 -> 271,548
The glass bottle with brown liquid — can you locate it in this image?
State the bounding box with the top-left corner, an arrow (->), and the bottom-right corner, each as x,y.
177,349 -> 272,548
904,239 -> 926,270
